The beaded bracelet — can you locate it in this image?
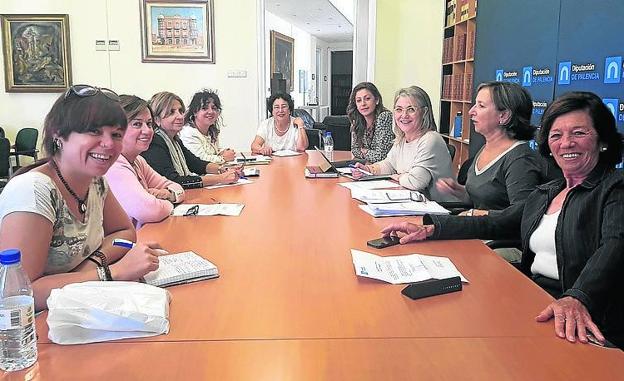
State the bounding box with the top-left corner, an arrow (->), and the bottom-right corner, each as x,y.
90,250 -> 113,281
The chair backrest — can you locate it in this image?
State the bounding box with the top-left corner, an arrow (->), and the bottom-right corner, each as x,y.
292,109 -> 315,129
321,115 -> 351,151
0,137 -> 10,178
446,144 -> 456,161
0,127 -> 5,139
15,127 -> 39,155
305,128 -> 322,150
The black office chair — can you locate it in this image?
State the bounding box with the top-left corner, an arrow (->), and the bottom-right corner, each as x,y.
305,128 -> 323,150
0,137 -> 11,192
0,127 -> 5,139
321,115 -> 351,151
447,144 -> 456,161
11,127 -> 39,169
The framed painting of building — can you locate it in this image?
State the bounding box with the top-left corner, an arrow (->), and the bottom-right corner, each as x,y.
1,14 -> 72,92
270,30 -> 294,91
140,0 -> 215,63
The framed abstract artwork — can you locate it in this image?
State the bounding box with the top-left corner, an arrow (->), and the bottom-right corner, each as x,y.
270,30 -> 294,91
140,0 -> 215,63
1,14 -> 72,92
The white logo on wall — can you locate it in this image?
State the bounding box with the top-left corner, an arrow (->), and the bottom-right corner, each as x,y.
604,56 -> 622,84
522,66 -> 532,87
558,61 -> 571,85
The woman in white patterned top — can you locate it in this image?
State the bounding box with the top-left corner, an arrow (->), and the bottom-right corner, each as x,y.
179,89 -> 236,164
0,86 -> 163,311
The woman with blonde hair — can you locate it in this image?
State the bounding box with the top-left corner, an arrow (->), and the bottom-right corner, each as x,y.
353,86 -> 454,201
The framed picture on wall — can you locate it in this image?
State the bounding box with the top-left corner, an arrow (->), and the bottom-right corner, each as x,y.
1,14 -> 72,92
270,30 -> 294,91
140,0 -> 215,63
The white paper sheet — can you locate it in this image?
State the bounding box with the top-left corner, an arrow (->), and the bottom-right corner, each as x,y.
272,149 -> 302,157
172,203 -> 245,216
204,178 -> 253,190
338,180 -> 399,191
351,188 -> 427,203
351,249 -> 468,284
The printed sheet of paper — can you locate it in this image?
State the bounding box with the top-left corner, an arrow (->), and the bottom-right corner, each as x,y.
350,249 -> 468,284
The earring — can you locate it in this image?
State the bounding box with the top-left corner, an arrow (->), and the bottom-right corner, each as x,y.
52,137 -> 63,153
549,152 -> 553,157
600,146 -> 608,152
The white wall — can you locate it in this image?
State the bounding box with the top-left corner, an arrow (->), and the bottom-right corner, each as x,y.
0,0 -> 261,152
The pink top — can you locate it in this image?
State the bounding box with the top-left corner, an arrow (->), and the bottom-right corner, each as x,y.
105,154 -> 185,227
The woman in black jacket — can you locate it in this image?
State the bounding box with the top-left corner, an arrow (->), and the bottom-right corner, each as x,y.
382,92 -> 624,349
142,91 -> 239,188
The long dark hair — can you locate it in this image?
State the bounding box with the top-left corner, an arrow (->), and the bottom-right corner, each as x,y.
15,88 -> 127,175
347,82 -> 386,145
183,89 -> 223,143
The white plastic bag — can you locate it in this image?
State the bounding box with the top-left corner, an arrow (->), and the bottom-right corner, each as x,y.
47,281 -> 171,345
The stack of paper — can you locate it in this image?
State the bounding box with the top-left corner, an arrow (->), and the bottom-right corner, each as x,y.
351,249 -> 468,284
337,179 -> 398,191
359,201 -> 450,217
351,188 -> 428,204
172,203 -> 245,216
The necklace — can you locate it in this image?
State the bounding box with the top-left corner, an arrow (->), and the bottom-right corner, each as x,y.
50,159 -> 88,214
274,122 -> 290,134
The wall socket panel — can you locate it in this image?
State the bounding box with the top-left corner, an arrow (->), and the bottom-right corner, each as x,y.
95,40 -> 121,51
95,40 -> 107,51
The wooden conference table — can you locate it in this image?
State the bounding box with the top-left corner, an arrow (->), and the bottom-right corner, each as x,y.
24,151 -> 624,380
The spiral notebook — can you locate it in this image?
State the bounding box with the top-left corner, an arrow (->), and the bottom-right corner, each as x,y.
143,251 -> 219,287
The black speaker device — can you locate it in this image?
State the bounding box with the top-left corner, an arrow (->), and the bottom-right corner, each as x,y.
401,276 -> 462,300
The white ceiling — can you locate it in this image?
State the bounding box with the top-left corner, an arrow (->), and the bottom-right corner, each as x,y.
265,0 -> 353,43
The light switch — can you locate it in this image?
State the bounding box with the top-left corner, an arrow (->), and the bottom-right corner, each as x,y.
95,40 -> 106,51
108,40 -> 120,51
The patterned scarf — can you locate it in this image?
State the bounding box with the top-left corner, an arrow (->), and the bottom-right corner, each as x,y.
155,128 -> 192,176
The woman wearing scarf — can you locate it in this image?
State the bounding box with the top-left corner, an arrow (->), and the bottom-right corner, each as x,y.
141,91 -> 239,188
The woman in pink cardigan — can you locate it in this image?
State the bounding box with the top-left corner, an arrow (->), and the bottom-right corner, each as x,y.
106,95 -> 185,227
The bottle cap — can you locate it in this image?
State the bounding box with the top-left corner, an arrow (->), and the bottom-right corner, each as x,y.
0,249 -> 21,265
325,131 -> 332,137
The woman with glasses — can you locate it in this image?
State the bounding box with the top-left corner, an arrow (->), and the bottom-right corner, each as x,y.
142,91 -> 240,188
353,86 -> 455,201
0,85 -> 163,311
251,92 -> 309,155
179,89 -> 236,164
347,82 -> 394,163
436,82 -> 546,220
105,95 -> 185,228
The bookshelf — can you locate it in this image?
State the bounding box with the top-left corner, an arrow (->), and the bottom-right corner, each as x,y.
440,0 -> 477,174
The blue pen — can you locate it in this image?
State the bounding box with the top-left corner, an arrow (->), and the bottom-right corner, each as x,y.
349,164 -> 373,176
112,238 -> 135,249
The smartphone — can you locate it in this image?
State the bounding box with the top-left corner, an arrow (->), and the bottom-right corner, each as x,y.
367,236 -> 400,249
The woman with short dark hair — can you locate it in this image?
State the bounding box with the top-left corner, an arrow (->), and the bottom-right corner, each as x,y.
251,92 -> 308,155
436,81 -> 545,221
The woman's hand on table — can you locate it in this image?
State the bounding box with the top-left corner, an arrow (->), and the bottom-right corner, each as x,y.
536,296 -> 605,345
380,219 -> 433,244
110,241 -> 164,281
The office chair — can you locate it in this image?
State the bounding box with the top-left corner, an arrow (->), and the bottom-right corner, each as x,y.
447,143 -> 456,161
0,137 -> 11,192
11,127 -> 39,169
0,127 -> 5,139
321,115 -> 351,151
